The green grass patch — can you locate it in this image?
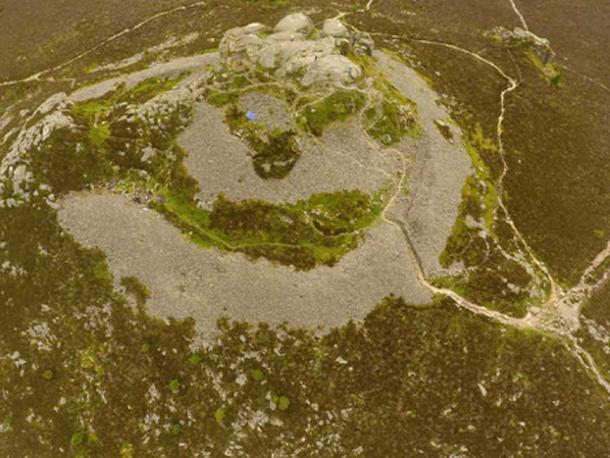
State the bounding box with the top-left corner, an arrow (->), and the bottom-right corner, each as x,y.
71,99 -> 112,124
119,77 -> 178,104
70,430 -> 99,457
440,124 -> 499,268
207,90 -> 240,107
464,124 -> 498,230
72,76 -> 180,122
525,49 -> 562,86
297,90 -> 366,136
88,123 -> 110,150
437,124 -> 537,317
206,83 -> 296,108
153,188 -> 384,270
365,99 -> 419,145
349,51 -> 421,144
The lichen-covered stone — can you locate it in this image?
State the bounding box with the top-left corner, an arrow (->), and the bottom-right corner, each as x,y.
218,15 -> 367,87
273,12 -> 314,35
301,55 -> 362,87
322,18 -> 350,38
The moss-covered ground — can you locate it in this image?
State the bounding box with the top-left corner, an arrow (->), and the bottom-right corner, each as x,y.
524,49 -> 562,86
349,51 -> 422,145
156,187 -> 383,270
296,90 -> 366,136
28,76 -> 188,197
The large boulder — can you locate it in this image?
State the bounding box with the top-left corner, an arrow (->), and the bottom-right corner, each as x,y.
276,36 -> 335,77
322,18 -> 349,38
273,13 -> 314,35
267,31 -> 305,42
258,34 -> 337,74
216,13 -> 367,86
219,27 -> 265,61
257,41 -> 310,69
352,31 -> 375,56
301,55 -> 362,87
242,22 -> 270,35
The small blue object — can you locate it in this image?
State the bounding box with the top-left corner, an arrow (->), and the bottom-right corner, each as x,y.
246,111 -> 257,121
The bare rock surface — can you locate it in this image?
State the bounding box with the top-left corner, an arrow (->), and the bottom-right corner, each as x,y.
0,93 -> 73,208
273,13 -> 314,35
490,26 -> 555,63
179,101 -> 402,206
301,54 -> 361,87
235,92 -> 295,132
374,50 -> 472,276
57,191 -> 431,340
322,18 -> 350,38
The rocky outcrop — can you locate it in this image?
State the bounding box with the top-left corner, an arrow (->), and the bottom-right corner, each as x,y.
219,13 -> 373,87
490,26 -> 555,64
0,93 -> 73,208
301,55 -> 362,87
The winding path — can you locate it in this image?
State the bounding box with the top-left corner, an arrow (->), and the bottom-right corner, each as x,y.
0,1 -> 207,88
508,0 -> 529,30
366,32 -> 610,394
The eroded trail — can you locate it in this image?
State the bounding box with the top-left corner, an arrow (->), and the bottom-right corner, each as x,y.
572,339 -> 610,394
0,1 -> 207,88
508,0 -> 529,30
365,33 -> 610,394
351,74 -> 532,332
